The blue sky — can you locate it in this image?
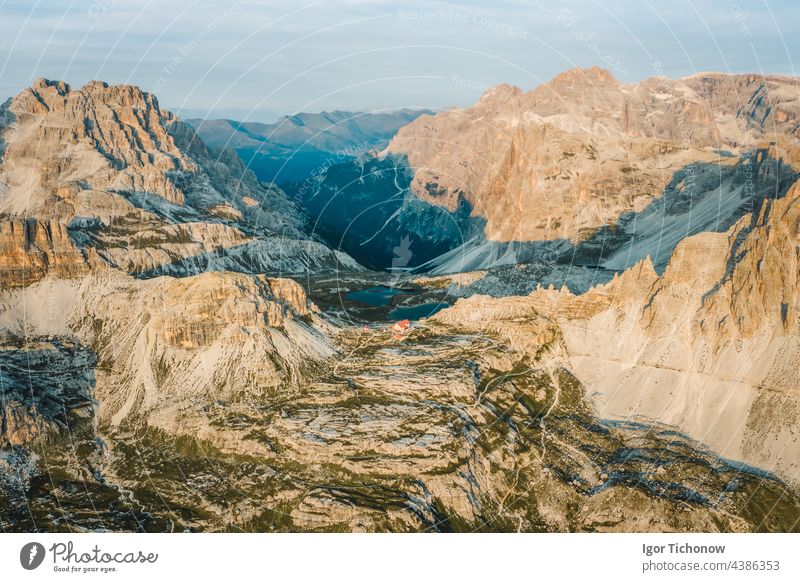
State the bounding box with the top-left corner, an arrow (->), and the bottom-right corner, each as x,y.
1,0 -> 798,121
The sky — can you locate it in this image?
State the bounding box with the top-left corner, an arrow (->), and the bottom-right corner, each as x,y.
1,0 -> 798,122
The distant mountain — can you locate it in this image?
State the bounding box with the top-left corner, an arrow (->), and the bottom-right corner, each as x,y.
187,109 -> 433,184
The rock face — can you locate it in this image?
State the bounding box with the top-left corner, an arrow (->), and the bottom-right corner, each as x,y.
0,338 -> 96,447
1,78 -> 287,222
0,266 -> 336,450
434,169 -> 800,485
0,220 -> 101,288
386,68 -> 800,245
0,78 -> 361,284
58,270 -> 332,428
561,175 -> 800,482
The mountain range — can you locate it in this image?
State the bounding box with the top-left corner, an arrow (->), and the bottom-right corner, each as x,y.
1,68 -> 799,532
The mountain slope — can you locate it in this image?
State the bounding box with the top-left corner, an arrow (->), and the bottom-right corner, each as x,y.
387,67 -> 800,245
275,69 -> 798,281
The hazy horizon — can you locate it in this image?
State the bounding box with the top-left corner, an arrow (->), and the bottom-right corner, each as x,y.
2,0 -> 799,122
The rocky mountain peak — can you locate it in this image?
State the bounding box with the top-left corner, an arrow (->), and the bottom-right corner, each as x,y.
81,79 -> 110,91
0,77 -> 312,228
1,78 -> 189,214
477,82 -> 524,105
545,65 -> 618,90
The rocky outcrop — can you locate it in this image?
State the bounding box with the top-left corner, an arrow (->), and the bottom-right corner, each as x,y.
0,77 -> 296,222
0,339 -> 96,447
0,219 -> 101,288
3,78 -> 190,215
562,178 -> 800,482
94,221 -> 250,274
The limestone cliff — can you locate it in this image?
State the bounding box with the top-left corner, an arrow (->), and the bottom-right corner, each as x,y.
0,219 -> 101,287
387,68 -> 800,245
0,78 -> 361,285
